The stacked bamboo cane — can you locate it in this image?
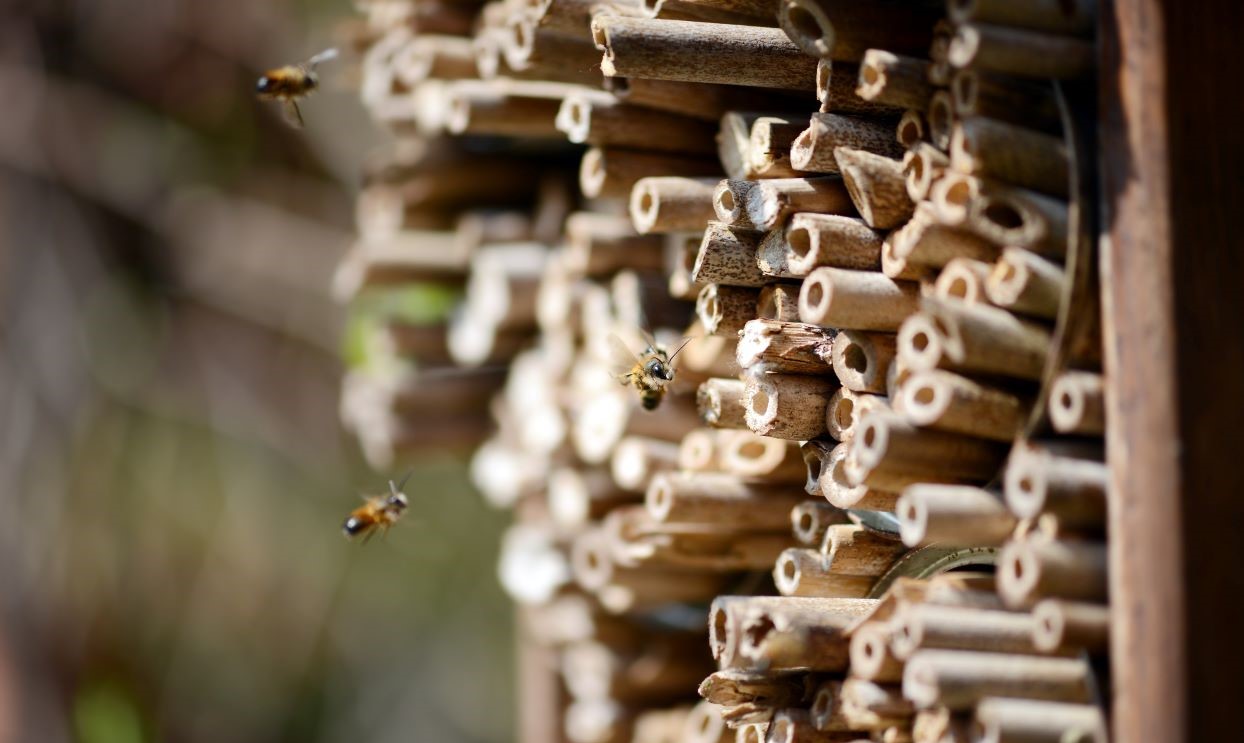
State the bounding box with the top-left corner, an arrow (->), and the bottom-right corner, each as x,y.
336,0 -> 1109,740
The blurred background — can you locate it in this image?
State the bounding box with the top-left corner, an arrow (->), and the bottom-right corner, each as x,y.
0,1 -> 514,741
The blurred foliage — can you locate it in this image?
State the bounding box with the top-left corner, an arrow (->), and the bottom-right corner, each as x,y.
0,1 -> 514,741
342,284 -> 462,368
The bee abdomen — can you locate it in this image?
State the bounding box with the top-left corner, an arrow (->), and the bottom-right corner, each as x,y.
342,516 -> 367,537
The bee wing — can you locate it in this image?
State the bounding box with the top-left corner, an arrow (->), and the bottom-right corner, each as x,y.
391,469 -> 414,497
638,327 -> 660,353
306,47 -> 339,68
607,332 -> 641,381
281,99 -> 305,128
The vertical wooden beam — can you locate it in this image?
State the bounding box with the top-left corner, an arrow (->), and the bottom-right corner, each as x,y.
1102,0 -> 1244,740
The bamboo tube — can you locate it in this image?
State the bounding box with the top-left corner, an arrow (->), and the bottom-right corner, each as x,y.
985,247 -> 1065,319
550,467 -> 638,528
713,596 -> 877,668
714,180 -> 760,230
849,621 -> 904,682
785,214 -> 884,275
719,112 -> 806,180
1047,371 -> 1105,436
646,471 -> 805,527
572,529 -> 729,600
912,707 -> 971,743
997,539 -> 1108,607
757,283 -> 802,322
472,27 -> 508,81
738,724 -> 767,743
816,59 -> 904,116
799,268 -> 920,331
1003,442 -> 1107,529
933,259 -> 992,305
896,110 -> 925,147
839,678 -> 914,729
443,79 -> 574,138
698,377 -> 750,429
766,709 -> 858,743
881,238 -> 925,281
611,436 -> 682,491
853,411 -> 1008,484
950,69 -> 1061,134
738,596 -> 869,670
792,500 -> 849,545
925,90 -> 955,151
820,442 -> 900,510
830,330 -> 896,395
562,639 -> 710,702
902,144 -> 949,202
394,34 -> 477,84
890,604 -> 1041,660
890,205 -> 999,268
503,19 -> 603,84
634,707 -> 697,743
679,428 -> 732,470
810,681 -> 851,732
823,524 -> 906,575
557,94 -> 719,153
896,369 -> 1025,442
948,23 -> 1094,80
593,17 -> 819,90
774,547 -> 875,598
724,432 -> 810,483
950,118 -> 1069,197
746,178 -> 855,231
700,284 -> 763,335
606,75 -> 809,122
1031,599 -> 1110,655
686,700 -> 734,743
973,698 -> 1107,743
565,699 -> 632,743
699,669 -> 815,709
606,506 -> 795,570
825,387 -> 889,440
952,176 -> 1070,258
801,439 -> 834,496
776,0 -> 940,61
856,50 -> 934,111
789,114 -> 903,174
745,371 -> 837,439
564,213 -> 665,277
835,148 -> 914,229
948,0 -> 1097,35
757,227 -> 799,279
694,222 -> 768,287
580,147 -> 720,200
736,320 -> 836,375
902,650 -> 1093,709
898,297 -> 1052,380
630,176 -> 722,234
896,484 -> 1016,547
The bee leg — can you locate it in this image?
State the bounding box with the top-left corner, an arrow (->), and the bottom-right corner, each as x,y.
361,528 -> 376,545
281,99 -> 305,128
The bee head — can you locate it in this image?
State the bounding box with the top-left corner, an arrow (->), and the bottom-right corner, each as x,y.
342,516 -> 365,537
256,75 -> 274,94
385,492 -> 408,512
645,358 -> 672,382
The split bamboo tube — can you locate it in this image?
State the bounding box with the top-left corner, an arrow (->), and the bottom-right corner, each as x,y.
819,442 -> 900,510
831,331 -> 896,394
1031,599 -> 1110,655
745,372 -> 837,440
776,0 -> 940,61
646,471 -> 805,527
736,320 -> 836,375
810,680 -> 851,732
784,214 -> 884,275
849,621 -> 904,682
896,484 -> 1016,547
789,114 -> 903,174
898,297 -> 1052,381
712,596 -> 876,669
835,147 -> 914,229
997,539 -> 1108,607
948,23 -> 1095,80
853,412 -> 1008,485
715,179 -> 759,230
798,268 -> 920,331
839,678 -> 914,729
766,708 -> 857,743
896,110 -> 925,147
985,247 -> 1065,319
737,597 -> 868,670
1047,371 -> 1105,436
950,118 -> 1069,197
902,650 -> 1094,709
896,369 -> 1025,442
694,222 -> 768,287
890,604 -> 1041,660
580,147 -> 719,200
856,50 -> 934,111
557,95 -> 718,154
719,112 -> 806,180
746,178 -> 855,231
950,69 -> 1061,134
1003,442 -> 1107,529
933,259 -> 993,305
774,547 -> 874,598
611,436 -> 682,491
757,283 -> 802,322
825,387 -> 889,440
816,59 -> 904,116
444,79 -> 577,138
947,0 -> 1097,36
758,228 -> 798,282
902,143 -> 949,202
801,440 -> 834,495
698,377 -> 750,429
631,177 -> 723,234
698,669 -> 815,709
593,17 -> 819,90
792,500 -> 849,546
823,524 -> 907,576
722,432 -> 809,484
972,698 -> 1107,743
699,284 -> 763,335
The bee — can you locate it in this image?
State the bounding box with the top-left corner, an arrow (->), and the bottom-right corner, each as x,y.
342,472 -> 411,543
256,48 -> 339,128
609,331 -> 691,411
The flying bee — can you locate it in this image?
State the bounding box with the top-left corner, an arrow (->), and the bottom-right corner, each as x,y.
256,48 -> 338,128
342,471 -> 411,543
609,331 -> 691,411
